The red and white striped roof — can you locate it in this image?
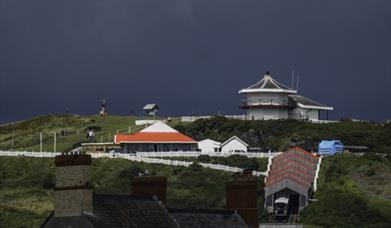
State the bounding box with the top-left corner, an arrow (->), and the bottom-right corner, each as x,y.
115,121 -> 196,144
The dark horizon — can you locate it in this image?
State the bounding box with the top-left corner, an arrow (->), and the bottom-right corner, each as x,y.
1,0 -> 390,124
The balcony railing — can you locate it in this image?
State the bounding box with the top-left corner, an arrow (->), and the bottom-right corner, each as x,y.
239,99 -> 289,109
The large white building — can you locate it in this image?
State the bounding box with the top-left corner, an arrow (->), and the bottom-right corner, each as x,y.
239,72 -> 333,121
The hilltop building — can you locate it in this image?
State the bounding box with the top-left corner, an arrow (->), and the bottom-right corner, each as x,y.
239,72 -> 333,121
115,121 -> 198,153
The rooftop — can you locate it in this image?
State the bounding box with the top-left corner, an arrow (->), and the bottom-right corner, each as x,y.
289,95 -> 333,111
239,72 -> 297,94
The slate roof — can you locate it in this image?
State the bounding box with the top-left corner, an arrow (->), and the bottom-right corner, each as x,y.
239,73 -> 296,94
265,147 -> 319,197
43,195 -> 249,228
168,209 -> 247,228
288,95 -> 333,110
86,194 -> 179,228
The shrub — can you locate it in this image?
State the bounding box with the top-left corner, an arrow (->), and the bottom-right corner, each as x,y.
197,155 -> 211,163
42,173 -> 55,189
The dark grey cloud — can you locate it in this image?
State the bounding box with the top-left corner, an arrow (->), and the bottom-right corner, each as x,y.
1,0 -> 390,123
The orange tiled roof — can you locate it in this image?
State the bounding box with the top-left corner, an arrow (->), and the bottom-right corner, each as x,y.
115,132 -> 197,144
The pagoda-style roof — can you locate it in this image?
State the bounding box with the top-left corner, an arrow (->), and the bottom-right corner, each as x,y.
239,72 -> 297,94
288,95 -> 333,111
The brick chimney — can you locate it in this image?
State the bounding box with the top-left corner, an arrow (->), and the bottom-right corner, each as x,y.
226,171 -> 259,228
53,152 -> 93,217
131,176 -> 167,204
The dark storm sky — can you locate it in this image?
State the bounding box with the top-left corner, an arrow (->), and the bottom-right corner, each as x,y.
1,0 -> 390,123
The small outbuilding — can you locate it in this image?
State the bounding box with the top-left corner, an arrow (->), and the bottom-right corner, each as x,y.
318,140 -> 344,156
220,136 -> 249,154
143,104 -> 159,117
198,139 -> 221,153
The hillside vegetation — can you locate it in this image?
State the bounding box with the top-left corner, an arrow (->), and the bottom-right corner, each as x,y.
175,117 -> 391,153
1,115 -> 390,154
301,153 -> 391,227
0,115 -> 140,152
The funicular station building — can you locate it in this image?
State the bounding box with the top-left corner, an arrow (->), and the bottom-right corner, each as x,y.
265,147 -> 319,215
239,72 -> 333,121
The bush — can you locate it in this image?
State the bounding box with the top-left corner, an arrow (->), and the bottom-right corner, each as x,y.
119,166 -> 143,179
42,173 -> 55,189
197,155 -> 211,163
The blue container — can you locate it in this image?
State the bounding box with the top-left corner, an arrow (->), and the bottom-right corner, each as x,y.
318,140 -> 344,156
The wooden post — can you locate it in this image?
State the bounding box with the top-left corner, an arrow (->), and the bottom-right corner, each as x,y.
40,132 -> 43,152
53,132 -> 56,152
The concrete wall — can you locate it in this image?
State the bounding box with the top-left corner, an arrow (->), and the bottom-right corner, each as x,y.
221,139 -> 248,153
247,92 -> 289,104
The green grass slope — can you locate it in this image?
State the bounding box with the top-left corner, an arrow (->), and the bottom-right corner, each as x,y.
0,115 -> 140,152
175,117 -> 391,153
300,154 -> 391,227
1,156 -> 256,227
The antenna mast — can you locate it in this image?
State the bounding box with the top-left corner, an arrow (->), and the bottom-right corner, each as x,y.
291,70 -> 295,89
296,74 -> 300,92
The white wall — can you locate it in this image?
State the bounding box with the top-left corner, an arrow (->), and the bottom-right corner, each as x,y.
221,139 -> 248,153
245,92 -> 289,120
198,139 -> 221,154
288,108 -> 320,120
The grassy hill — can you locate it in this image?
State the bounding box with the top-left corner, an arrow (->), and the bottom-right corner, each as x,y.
1,154 -> 390,227
0,115 -> 144,152
1,115 -> 390,154
175,117 -> 391,153
301,153 -> 391,227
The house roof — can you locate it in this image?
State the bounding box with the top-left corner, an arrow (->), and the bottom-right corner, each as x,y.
288,95 -> 333,111
43,194 -> 179,228
86,194 -> 179,228
239,73 -> 297,94
265,147 -> 319,196
141,121 -> 178,133
143,104 -> 158,111
115,122 -> 197,144
220,136 -> 249,148
43,195 -> 248,228
168,209 -> 247,228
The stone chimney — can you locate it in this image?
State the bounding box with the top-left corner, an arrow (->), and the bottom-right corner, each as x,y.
226,171 -> 259,228
131,176 -> 167,204
53,152 -> 93,217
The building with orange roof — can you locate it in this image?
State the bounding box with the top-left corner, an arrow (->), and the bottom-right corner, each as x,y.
115,121 -> 198,153
264,147 -> 320,216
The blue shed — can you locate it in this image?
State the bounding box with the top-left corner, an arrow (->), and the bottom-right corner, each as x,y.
318,140 -> 344,156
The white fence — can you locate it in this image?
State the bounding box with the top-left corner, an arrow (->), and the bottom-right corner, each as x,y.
135,151 -> 282,158
0,151 -> 267,176
117,154 -> 267,176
